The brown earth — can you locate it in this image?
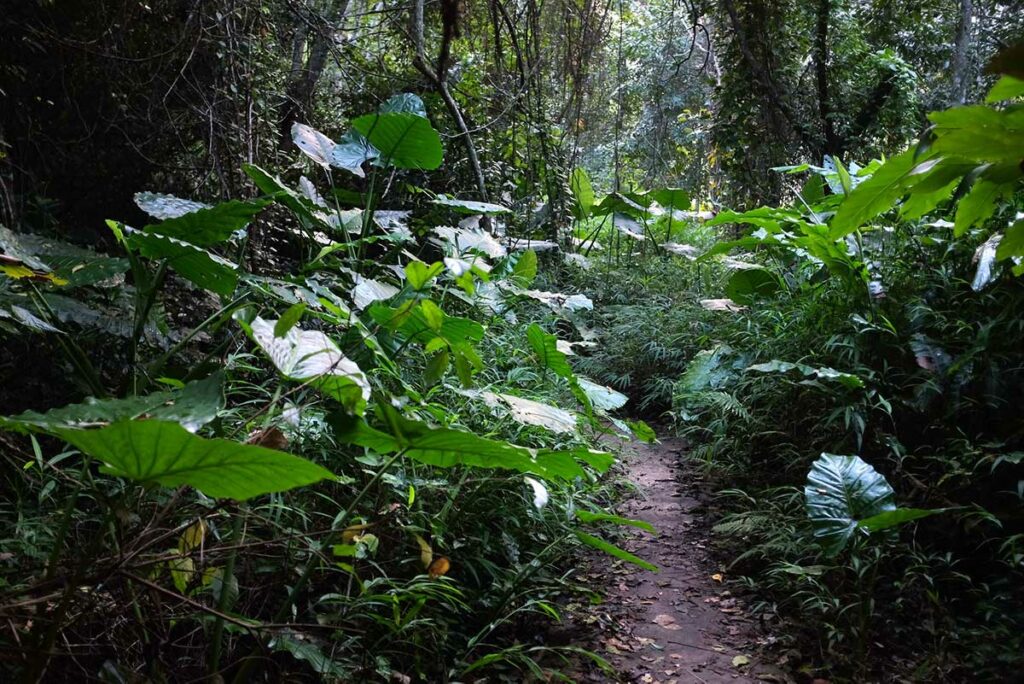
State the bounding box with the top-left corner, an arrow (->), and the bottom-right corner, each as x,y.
555,435 -> 792,684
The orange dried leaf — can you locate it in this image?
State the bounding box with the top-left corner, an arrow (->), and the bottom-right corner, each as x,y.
427,556 -> 450,579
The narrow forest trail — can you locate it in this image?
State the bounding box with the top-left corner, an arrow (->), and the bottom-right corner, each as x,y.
559,435 -> 787,683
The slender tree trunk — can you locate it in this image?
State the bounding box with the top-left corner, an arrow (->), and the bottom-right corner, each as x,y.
950,0 -> 973,105
411,0 -> 490,202
815,0 -> 840,158
277,1 -> 348,149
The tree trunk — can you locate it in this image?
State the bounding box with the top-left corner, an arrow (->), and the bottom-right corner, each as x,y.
277,2 -> 348,149
950,0 -> 973,105
411,0 -> 489,202
815,0 -> 841,158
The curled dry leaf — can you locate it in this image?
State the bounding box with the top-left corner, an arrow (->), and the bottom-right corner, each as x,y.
427,556 -> 450,579
652,613 -> 682,630
246,426 -> 289,450
700,298 -> 746,312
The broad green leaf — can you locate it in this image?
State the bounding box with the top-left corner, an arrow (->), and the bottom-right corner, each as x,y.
432,195 -> 512,215
292,122 -> 335,168
243,164 -> 324,224
6,231 -> 129,288
404,261 -> 444,290
576,377 -> 628,412
986,76 -> 1024,103
134,192 -> 210,220
574,531 -> 658,572
0,373 -> 224,434
274,303 -> 307,338
858,507 -> 942,532
650,187 -> 690,210
830,148 -> 918,236
120,226 -> 239,296
570,167 -> 595,219
379,92 -> 428,117
576,510 -> 655,533
512,249 -> 538,284
929,106 -> 1024,163
996,220 -> 1024,261
747,360 -> 863,389
805,453 -> 895,556
53,420 -> 333,500
725,268 -> 781,304
527,323 -> 574,379
330,408 -> 586,481
626,419 -> 657,443
273,632 -> 350,677
369,302 -> 484,348
593,192 -> 650,218
142,199 -> 270,247
800,174 -> 825,204
248,316 -> 370,413
330,130 -> 379,178
954,176 -> 1016,237
351,112 -> 443,170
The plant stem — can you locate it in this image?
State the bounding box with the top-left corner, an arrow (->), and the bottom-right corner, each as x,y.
129,259 -> 169,395
209,510 -> 245,676
230,448 -> 406,684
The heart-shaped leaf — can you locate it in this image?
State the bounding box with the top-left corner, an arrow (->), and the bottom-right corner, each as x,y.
805,453 -> 895,556
54,420 -> 333,500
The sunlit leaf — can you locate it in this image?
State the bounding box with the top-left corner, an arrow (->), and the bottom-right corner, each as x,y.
134,192 -> 211,220
292,122 -> 336,168
351,112 -> 443,170
432,195 -> 512,215
248,316 -> 370,413
805,453 -> 894,556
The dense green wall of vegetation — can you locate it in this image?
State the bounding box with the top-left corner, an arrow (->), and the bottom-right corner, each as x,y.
0,0 -> 1022,681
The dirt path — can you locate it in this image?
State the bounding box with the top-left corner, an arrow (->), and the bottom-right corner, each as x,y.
558,436 -> 786,683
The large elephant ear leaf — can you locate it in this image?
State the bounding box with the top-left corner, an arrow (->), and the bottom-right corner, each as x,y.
141,199 -> 271,247
350,112 -> 443,170
379,92 -> 428,117
0,373 -> 224,434
53,420 -> 333,501
116,225 -> 239,296
134,192 -> 211,220
570,167 -> 595,219
292,122 -> 336,168
247,316 -> 371,415
330,131 -> 379,178
805,453 -> 895,556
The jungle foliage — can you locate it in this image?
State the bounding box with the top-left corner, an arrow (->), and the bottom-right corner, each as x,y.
1,0 -> 1022,681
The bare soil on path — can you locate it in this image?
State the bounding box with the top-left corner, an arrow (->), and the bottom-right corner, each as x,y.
557,435 -> 790,683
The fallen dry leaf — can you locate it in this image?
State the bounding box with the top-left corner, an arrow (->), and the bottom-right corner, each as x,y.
652,614 -> 682,630
732,654 -> 750,667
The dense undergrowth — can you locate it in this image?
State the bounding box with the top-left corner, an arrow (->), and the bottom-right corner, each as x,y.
1,3 -> 1022,680
0,96 -> 658,682
558,65 -> 1024,681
